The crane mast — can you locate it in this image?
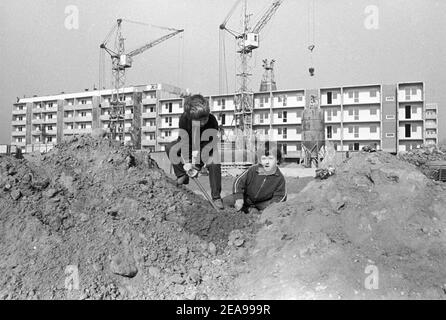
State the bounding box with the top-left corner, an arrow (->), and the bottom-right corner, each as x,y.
100,19 -> 184,144
220,0 -> 284,148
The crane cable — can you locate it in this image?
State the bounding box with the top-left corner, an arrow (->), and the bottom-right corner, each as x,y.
122,19 -> 180,32
307,0 -> 316,70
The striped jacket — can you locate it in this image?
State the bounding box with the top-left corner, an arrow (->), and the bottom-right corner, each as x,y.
233,164 -> 287,205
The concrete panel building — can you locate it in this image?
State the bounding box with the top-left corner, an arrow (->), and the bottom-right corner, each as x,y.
12,81 -> 437,161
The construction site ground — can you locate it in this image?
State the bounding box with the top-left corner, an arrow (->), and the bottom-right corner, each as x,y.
1,135 -> 446,300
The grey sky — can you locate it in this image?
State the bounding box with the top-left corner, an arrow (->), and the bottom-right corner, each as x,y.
1,0 -> 445,144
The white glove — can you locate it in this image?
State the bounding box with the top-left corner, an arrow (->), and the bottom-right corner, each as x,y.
235,199 -> 244,211
183,163 -> 199,177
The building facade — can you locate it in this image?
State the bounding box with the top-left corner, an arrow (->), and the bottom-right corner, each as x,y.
11,81 -> 438,159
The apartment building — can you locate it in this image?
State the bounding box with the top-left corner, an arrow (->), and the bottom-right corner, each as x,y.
12,81 -> 438,160
11,83 -> 182,153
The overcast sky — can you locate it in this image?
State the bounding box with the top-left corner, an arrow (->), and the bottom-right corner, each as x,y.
1,0 -> 445,144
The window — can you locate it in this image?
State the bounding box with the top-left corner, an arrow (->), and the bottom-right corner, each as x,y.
354,126 -> 359,138
386,133 -> 395,138
48,114 -> 53,119
18,126 -> 23,132
370,89 -> 377,98
18,105 -> 24,111
278,112 -> 282,119
405,88 -> 411,100
412,106 -> 417,114
221,99 -> 226,109
333,126 -> 338,134
404,105 -> 411,119
283,111 -> 287,123
354,143 -> 360,151
327,109 -> 332,121
327,126 -> 333,139
348,109 -> 353,116
279,143 -> 287,155
348,143 -> 354,151
370,108 -> 377,115
164,130 -> 171,137
354,109 -> 359,120
265,97 -> 269,103
47,125 -> 53,131
283,128 -> 287,139
348,126 -> 353,134
47,136 -> 52,143
411,88 -> 417,95
297,95 -> 303,102
333,109 -> 337,117
81,111 -> 87,117
283,96 -> 287,106
348,91 -> 353,99
327,92 -> 332,104
386,115 -> 395,120
18,116 -> 23,121
80,123 -> 87,129
354,91 -> 359,103
405,124 -> 411,138
370,126 -> 377,133
48,102 -> 54,108
412,124 -> 417,133
17,137 -> 23,143
81,99 -> 87,105
278,128 -> 282,135
165,117 -> 172,127
221,114 -> 226,125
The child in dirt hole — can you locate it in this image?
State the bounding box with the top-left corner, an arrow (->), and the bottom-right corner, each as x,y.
223,142 -> 287,214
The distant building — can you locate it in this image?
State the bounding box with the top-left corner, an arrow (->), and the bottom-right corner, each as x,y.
11,81 -> 438,160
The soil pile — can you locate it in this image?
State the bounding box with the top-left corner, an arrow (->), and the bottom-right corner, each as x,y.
236,151 -> 446,299
0,135 -> 255,300
398,146 -> 446,179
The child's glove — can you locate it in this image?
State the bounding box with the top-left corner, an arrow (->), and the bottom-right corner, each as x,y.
234,199 -> 244,211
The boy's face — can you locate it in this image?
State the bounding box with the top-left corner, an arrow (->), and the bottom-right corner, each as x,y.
260,155 -> 277,172
198,115 -> 209,127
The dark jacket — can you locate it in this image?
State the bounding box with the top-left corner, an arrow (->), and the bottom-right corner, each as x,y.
177,113 -> 219,162
234,164 -> 286,205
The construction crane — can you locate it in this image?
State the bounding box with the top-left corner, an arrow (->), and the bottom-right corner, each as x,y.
100,19 -> 184,143
219,0 -> 284,147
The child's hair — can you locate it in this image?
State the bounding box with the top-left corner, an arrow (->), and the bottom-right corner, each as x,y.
257,141 -> 283,164
184,94 -> 210,120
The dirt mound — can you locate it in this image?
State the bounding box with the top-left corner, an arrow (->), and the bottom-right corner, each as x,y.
398,146 -> 446,179
235,151 -> 446,299
0,135 -> 255,300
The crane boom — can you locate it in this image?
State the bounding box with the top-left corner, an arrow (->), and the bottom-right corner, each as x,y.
127,29 -> 184,58
251,0 -> 283,34
219,0 -> 243,30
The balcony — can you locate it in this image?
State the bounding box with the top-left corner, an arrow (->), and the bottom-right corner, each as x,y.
41,106 -> 58,113
141,140 -> 156,147
142,97 -> 157,105
100,114 -> 110,121
43,118 -> 58,124
11,120 -> 26,125
73,103 -> 93,110
12,109 -> 27,115
46,130 -> 58,135
32,118 -> 43,124
32,130 -> 42,136
125,100 -> 134,106
11,131 -> 26,137
157,136 -> 175,144
425,122 -> 438,129
74,116 -> 93,122
63,117 -> 75,123
425,113 -> 437,120
142,112 -> 157,118
142,126 -> 157,132
63,129 -> 75,135
124,113 -> 134,120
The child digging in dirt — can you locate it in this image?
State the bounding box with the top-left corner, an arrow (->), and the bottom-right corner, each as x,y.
224,142 -> 287,214
165,94 -> 224,209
